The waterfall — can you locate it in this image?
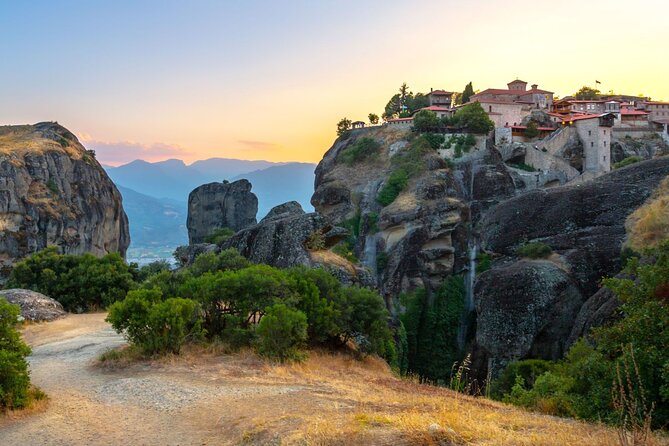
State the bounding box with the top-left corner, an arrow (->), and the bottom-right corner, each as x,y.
363,234 -> 378,279
457,238 -> 477,350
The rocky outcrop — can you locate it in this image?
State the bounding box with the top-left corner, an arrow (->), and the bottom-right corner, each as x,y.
174,243 -> 219,267
187,179 -> 258,244
0,289 -> 66,321
611,134 -> 669,164
474,260 -> 584,376
260,201 -> 304,223
473,157 -> 669,375
0,122 -> 129,278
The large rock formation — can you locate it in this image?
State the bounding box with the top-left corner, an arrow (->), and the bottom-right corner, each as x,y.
187,179 -> 258,244
0,289 -> 66,321
0,122 -> 129,278
474,157 -> 669,376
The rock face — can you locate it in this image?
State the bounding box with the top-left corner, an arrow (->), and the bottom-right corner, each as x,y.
0,122 -> 130,278
474,157 -> 669,376
0,289 -> 66,321
187,179 -> 258,244
260,201 -> 304,223
474,260 -> 584,376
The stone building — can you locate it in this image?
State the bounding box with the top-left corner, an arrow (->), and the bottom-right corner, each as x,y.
470,79 -> 554,110
476,99 -> 528,127
416,105 -> 454,119
640,101 -> 669,122
563,113 -> 615,175
426,89 -> 453,107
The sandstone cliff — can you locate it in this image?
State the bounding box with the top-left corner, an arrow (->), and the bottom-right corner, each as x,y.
0,122 -> 129,277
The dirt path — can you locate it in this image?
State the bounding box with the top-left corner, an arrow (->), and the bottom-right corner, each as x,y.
0,314 -> 317,446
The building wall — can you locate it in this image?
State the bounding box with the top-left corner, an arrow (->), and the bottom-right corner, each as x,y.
647,103 -> 669,121
480,102 -> 527,127
575,119 -> 611,174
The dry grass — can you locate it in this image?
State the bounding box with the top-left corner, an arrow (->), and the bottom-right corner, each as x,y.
1,387 -> 49,421
626,177 -> 669,251
309,250 -> 358,276
0,124 -> 83,160
246,351 -> 643,445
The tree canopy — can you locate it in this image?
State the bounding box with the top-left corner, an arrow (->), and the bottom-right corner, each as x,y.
574,86 -> 601,100
461,82 -> 475,104
451,102 -> 495,134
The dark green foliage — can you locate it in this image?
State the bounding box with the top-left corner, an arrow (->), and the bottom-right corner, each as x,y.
336,118 -> 352,136
477,252 -> 492,274
508,162 -> 537,172
413,110 -> 440,133
451,102 -> 495,134
461,82 -> 475,104
613,156 -> 643,169
517,242 -> 552,259
256,304 -> 308,361
203,227 -> 235,244
377,169 -> 408,207
491,359 -> 555,399
368,113 -> 379,125
338,286 -> 393,357
0,299 -> 32,409
189,248 -> 251,277
332,243 -> 358,263
46,178 -> 59,194
106,289 -> 203,355
401,277 -> 465,383
134,260 -> 172,282
7,247 -> 136,312
376,251 -> 389,272
445,134 -> 476,157
574,86 -> 601,100
339,137 -> 381,165
382,84 -> 429,119
421,133 -> 445,149
524,121 -> 539,138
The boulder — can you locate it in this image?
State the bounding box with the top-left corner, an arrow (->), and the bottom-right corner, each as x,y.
174,243 -> 220,267
187,179 -> 258,244
260,201 -> 305,223
474,260 -> 584,377
0,289 -> 66,321
0,122 -> 130,279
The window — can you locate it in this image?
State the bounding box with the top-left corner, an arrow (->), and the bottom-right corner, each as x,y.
591,142 -> 594,147
588,130 -> 592,136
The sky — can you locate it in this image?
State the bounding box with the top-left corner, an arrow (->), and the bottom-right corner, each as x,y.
1,0 -> 668,166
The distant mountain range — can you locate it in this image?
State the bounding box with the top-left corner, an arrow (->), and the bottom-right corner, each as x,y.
105,158 -> 316,263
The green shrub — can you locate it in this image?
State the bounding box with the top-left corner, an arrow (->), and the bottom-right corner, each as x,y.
451,102 -> 495,134
517,242 -> 552,259
413,110 -> 440,133
134,260 -> 172,282
188,248 -> 251,277
613,156 -> 643,169
332,243 -> 358,263
524,121 -> 539,139
46,178 -> 59,195
106,289 -> 203,355
338,286 -> 393,357
203,227 -> 235,244
339,137 -> 381,165
256,304 -> 308,361
477,252 -> 492,274
508,162 -> 536,172
0,299 -> 32,409
7,247 -> 136,312
376,251 -> 389,272
420,133 -> 445,149
491,359 -> 555,399
377,169 -> 409,207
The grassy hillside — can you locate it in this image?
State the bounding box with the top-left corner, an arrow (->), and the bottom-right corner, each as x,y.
626,176 -> 669,251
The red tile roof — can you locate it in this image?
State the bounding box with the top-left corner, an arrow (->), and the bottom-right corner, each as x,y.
419,106 -> 453,112
621,110 -> 649,116
510,125 -> 556,131
387,117 -> 413,122
473,87 -> 554,97
475,99 -> 524,105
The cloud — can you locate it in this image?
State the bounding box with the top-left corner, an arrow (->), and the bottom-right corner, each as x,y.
77,134 -> 195,166
236,140 -> 278,151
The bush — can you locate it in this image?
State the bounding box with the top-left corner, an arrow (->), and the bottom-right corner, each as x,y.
106,289 -> 203,355
613,156 -> 643,169
134,260 -> 172,282
491,359 -> 555,399
517,242 -> 552,259
256,304 -> 308,361
7,247 -> 136,312
508,162 -> 536,172
338,286 -> 393,357
413,110 -> 440,133
339,137 -> 381,165
477,252 -> 492,274
451,102 -> 495,134
203,227 -> 235,245
0,299 -> 32,409
420,133 -> 445,149
524,121 -> 539,139
377,169 -> 409,207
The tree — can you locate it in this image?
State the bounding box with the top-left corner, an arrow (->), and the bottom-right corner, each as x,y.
524,121 -> 539,139
452,92 -> 463,106
412,110 -> 439,133
451,102 -> 495,134
0,299 -> 33,409
574,86 -> 601,100
336,118 -> 352,136
399,83 -> 410,111
368,113 -> 379,125
256,304 -> 308,361
461,82 -> 475,104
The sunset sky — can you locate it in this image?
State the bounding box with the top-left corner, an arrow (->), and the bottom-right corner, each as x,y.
1,0 -> 667,165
